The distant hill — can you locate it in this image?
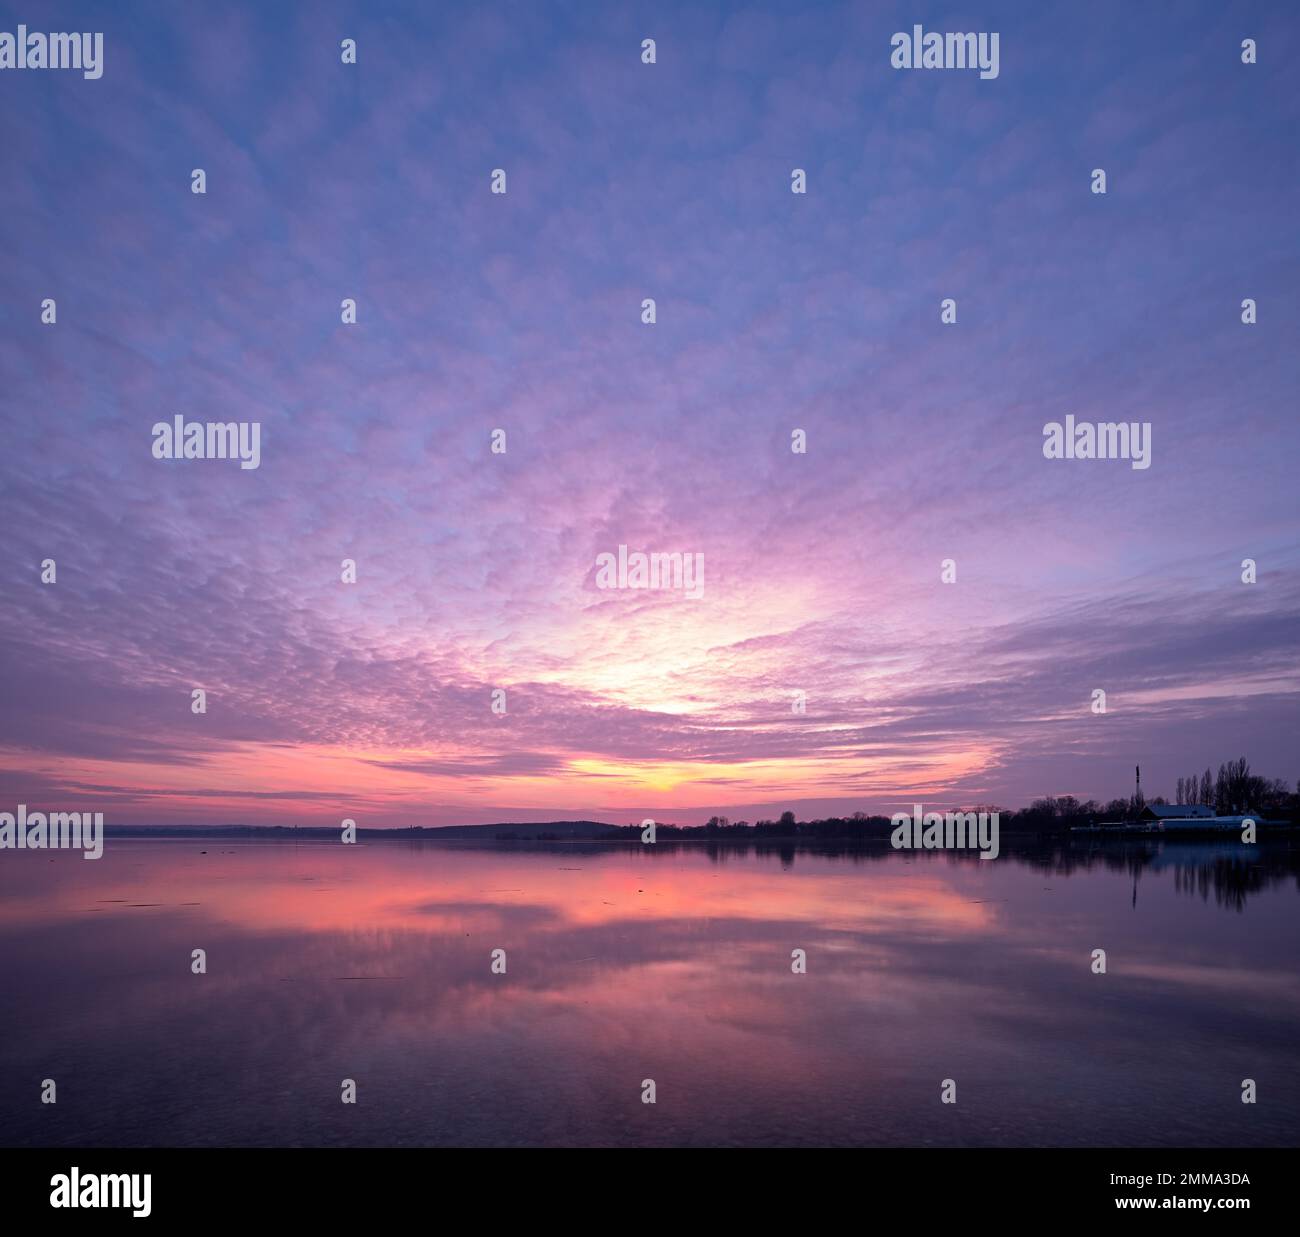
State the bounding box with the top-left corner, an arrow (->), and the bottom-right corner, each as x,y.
102,820 -> 626,839
422,820 -> 623,840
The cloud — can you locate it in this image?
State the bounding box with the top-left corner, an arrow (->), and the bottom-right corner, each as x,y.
1,0 -> 1296,823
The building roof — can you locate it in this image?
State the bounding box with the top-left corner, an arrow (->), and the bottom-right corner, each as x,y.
1140,803 -> 1216,818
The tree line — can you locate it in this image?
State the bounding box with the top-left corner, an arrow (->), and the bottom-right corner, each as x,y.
1170,758 -> 1289,816
616,758 -> 1297,839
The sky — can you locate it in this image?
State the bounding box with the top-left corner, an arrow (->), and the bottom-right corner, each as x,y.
1,0 -> 1297,827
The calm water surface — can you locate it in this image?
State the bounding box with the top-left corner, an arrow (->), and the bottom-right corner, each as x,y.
1,837 -> 1298,1147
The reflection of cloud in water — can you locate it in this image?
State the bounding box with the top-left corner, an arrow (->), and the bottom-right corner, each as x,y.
0,839 -> 1297,1147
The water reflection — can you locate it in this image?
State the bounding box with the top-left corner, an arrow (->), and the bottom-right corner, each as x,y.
0,837 -> 1296,1147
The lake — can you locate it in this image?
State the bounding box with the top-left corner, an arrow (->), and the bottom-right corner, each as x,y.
1,836 -> 1297,1147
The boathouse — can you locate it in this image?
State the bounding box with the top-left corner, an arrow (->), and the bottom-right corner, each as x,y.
1138,804 -> 1215,822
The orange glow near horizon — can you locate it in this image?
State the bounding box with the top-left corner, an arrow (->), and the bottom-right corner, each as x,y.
0,841 -> 1001,940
